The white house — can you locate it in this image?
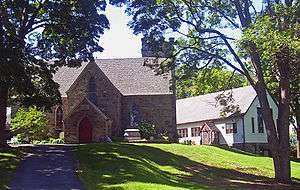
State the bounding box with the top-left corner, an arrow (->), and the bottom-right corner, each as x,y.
176,86 -> 278,154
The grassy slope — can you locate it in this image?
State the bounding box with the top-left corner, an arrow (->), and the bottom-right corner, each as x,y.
74,143 -> 300,190
0,147 -> 24,189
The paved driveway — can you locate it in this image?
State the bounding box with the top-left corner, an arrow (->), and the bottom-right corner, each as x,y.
9,145 -> 84,190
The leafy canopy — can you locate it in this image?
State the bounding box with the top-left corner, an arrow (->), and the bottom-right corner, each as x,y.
0,0 -> 113,108
11,106 -> 48,142
176,65 -> 247,98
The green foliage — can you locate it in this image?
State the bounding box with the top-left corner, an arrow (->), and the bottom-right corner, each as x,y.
176,65 -> 247,98
0,0 -> 118,109
75,143 -> 300,189
32,137 -> 64,144
239,5 -> 300,133
11,106 -> 49,142
137,121 -> 156,140
240,15 -> 300,65
290,131 -> 297,158
124,0 -> 299,181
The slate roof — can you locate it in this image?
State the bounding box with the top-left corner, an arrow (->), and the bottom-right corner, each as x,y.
53,58 -> 172,96
176,86 -> 257,124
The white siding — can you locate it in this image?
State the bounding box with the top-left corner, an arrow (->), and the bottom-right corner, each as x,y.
177,122 -> 202,144
244,95 -> 278,143
177,117 -> 244,145
215,118 -> 244,145
176,92 -> 278,146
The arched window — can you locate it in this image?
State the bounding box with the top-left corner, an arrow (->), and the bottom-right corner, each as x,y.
56,106 -> 63,129
130,104 -> 140,128
88,77 -> 97,104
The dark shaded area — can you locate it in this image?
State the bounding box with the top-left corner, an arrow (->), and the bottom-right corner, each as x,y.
74,143 -> 300,190
0,147 -> 25,189
8,145 -> 84,190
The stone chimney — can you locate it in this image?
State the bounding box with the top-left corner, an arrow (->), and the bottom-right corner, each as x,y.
141,37 -> 174,58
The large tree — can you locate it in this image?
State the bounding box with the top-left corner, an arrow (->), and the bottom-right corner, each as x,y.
122,0 -> 299,183
176,65 -> 247,98
0,0 -> 117,146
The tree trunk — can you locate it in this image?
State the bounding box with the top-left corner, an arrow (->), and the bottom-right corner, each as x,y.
273,45 -> 291,183
0,82 -> 8,147
249,44 -> 291,183
256,83 -> 291,183
255,84 -> 291,183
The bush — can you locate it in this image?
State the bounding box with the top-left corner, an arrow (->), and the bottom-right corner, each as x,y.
11,106 -> 49,143
290,130 -> 297,157
137,121 -> 156,140
32,138 -> 64,144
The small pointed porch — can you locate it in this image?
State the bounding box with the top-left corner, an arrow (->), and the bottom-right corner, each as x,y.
200,123 -> 219,145
63,97 -> 112,144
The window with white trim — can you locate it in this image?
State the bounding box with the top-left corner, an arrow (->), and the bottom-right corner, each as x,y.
225,123 -> 237,134
178,128 -> 188,138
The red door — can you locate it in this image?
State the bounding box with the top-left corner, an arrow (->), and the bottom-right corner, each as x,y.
79,117 -> 93,143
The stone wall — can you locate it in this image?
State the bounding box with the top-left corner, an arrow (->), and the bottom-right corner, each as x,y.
64,98 -> 111,143
66,61 -> 122,136
46,61 -> 177,142
45,97 -> 68,137
121,94 -> 177,142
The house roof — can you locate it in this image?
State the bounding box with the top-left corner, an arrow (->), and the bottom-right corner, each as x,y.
53,58 -> 172,96
201,123 -> 219,132
176,86 -> 257,124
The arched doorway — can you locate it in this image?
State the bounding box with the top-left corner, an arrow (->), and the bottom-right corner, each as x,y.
79,117 -> 93,143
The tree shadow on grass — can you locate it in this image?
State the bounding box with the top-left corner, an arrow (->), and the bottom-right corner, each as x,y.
211,145 -> 259,157
0,147 -> 25,189
73,143 -> 300,190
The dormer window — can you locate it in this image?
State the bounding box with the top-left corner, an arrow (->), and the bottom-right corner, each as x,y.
88,77 -> 97,105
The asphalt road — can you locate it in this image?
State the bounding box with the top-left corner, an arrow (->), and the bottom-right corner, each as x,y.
9,145 -> 84,190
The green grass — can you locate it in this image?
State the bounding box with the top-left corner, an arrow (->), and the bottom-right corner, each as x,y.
74,143 -> 300,190
0,147 -> 25,189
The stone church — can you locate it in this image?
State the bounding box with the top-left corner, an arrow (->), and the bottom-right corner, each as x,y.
47,40 -> 177,143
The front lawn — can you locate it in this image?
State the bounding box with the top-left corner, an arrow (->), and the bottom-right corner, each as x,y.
0,147 -> 25,189
74,143 -> 300,190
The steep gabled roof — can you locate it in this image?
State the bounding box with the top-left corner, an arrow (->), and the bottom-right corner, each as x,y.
201,123 -> 219,132
53,58 -> 172,96
64,97 -> 110,121
176,86 -> 257,124
53,63 -> 88,97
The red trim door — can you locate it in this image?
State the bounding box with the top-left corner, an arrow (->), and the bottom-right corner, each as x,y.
79,117 -> 92,143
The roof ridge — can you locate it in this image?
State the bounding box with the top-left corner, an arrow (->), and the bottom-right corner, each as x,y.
94,57 -> 162,61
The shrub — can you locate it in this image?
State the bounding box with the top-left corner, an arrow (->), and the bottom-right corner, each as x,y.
290,130 -> 297,157
137,121 -> 156,140
32,138 -> 64,144
11,106 -> 49,143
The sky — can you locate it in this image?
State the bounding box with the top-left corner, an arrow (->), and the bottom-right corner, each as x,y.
94,5 -> 142,59
95,1 -> 263,59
